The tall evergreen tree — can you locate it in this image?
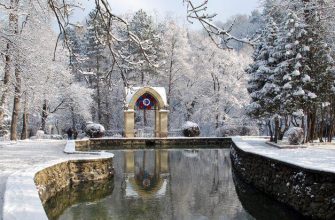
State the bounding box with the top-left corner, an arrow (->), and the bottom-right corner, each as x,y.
246,15 -> 280,140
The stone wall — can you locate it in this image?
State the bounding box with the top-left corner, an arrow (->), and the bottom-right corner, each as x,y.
231,144 -> 335,220
75,138 -> 232,151
34,158 -> 114,204
75,140 -> 91,151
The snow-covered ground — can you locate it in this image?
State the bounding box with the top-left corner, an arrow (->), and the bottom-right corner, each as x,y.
233,136 -> 335,173
1,137 -> 335,219
0,140 -> 113,220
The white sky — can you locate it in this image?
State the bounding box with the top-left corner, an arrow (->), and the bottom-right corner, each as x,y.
72,0 -> 261,28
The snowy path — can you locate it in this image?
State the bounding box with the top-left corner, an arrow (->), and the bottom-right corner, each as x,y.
0,140 -> 112,220
0,140 -> 66,219
233,137 -> 335,173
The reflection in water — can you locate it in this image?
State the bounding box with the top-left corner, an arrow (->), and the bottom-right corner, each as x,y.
44,180 -> 114,220
123,150 -> 169,198
51,149 -> 304,220
232,171 -> 310,220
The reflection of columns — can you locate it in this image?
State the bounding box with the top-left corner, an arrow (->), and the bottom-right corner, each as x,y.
159,110 -> 169,138
125,151 -> 135,173
124,109 -> 135,138
160,150 -> 169,173
155,109 -> 160,137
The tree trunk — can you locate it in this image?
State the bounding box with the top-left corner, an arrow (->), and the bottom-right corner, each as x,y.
0,43 -> 12,134
167,41 -> 175,105
9,0 -> 20,141
0,0 -> 19,135
141,72 -> 144,85
274,117 -> 280,143
105,94 -> 111,130
21,94 -> 29,139
307,109 -> 316,142
41,100 -> 48,132
319,105 -> 324,142
279,116 -> 290,140
71,106 -> 76,129
267,120 -> 273,142
301,114 -> 306,143
306,109 -> 311,143
10,67 -> 21,141
96,56 -> 102,123
330,103 -> 335,142
311,112 -> 317,141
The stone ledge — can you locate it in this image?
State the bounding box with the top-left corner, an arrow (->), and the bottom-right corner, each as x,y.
75,137 -> 232,151
231,142 -> 335,219
35,158 -> 114,205
266,141 -> 307,149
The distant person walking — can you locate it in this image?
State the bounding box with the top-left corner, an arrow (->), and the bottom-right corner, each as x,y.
67,128 -> 73,140
73,129 -> 78,140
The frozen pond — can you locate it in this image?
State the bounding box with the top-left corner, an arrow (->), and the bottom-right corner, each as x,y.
44,148 -> 306,220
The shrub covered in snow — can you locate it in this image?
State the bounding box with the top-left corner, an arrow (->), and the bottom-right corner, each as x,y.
36,130 -> 45,139
182,121 -> 200,137
31,131 -> 64,140
216,125 -> 259,137
50,135 -> 63,140
286,127 -> 304,145
85,123 -> 105,138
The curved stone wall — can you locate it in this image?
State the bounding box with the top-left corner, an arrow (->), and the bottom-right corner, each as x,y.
231,143 -> 335,220
34,158 -> 114,205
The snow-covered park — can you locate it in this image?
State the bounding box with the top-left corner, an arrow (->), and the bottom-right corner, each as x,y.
1,0 -> 335,219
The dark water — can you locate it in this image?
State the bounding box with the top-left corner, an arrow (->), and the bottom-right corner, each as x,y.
45,149 -> 306,220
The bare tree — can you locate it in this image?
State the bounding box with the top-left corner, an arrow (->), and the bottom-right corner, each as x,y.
184,0 -> 258,49
0,0 -> 18,136
48,0 -> 159,89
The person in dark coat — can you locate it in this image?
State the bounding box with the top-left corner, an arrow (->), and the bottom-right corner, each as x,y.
67,128 -> 73,140
73,129 -> 78,140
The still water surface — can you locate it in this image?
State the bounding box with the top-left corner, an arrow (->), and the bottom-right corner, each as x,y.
45,149 -> 306,220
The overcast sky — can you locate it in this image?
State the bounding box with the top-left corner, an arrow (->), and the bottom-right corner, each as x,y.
73,0 -> 261,28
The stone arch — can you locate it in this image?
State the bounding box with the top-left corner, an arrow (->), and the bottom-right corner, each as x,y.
128,87 -> 166,110
124,87 -> 169,138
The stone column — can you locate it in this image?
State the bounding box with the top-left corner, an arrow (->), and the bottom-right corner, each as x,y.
155,109 -> 160,137
124,109 -> 135,138
159,110 -> 169,138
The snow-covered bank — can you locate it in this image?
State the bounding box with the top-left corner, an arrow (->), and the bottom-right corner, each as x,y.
232,136 -> 335,174
231,136 -> 335,219
0,140 -> 114,220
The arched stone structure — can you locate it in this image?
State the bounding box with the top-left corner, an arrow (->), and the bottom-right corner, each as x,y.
124,87 -> 169,138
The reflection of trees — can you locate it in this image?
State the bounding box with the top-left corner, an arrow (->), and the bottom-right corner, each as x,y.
168,149 -> 251,219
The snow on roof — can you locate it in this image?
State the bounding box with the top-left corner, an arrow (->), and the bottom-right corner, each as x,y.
125,86 -> 168,107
